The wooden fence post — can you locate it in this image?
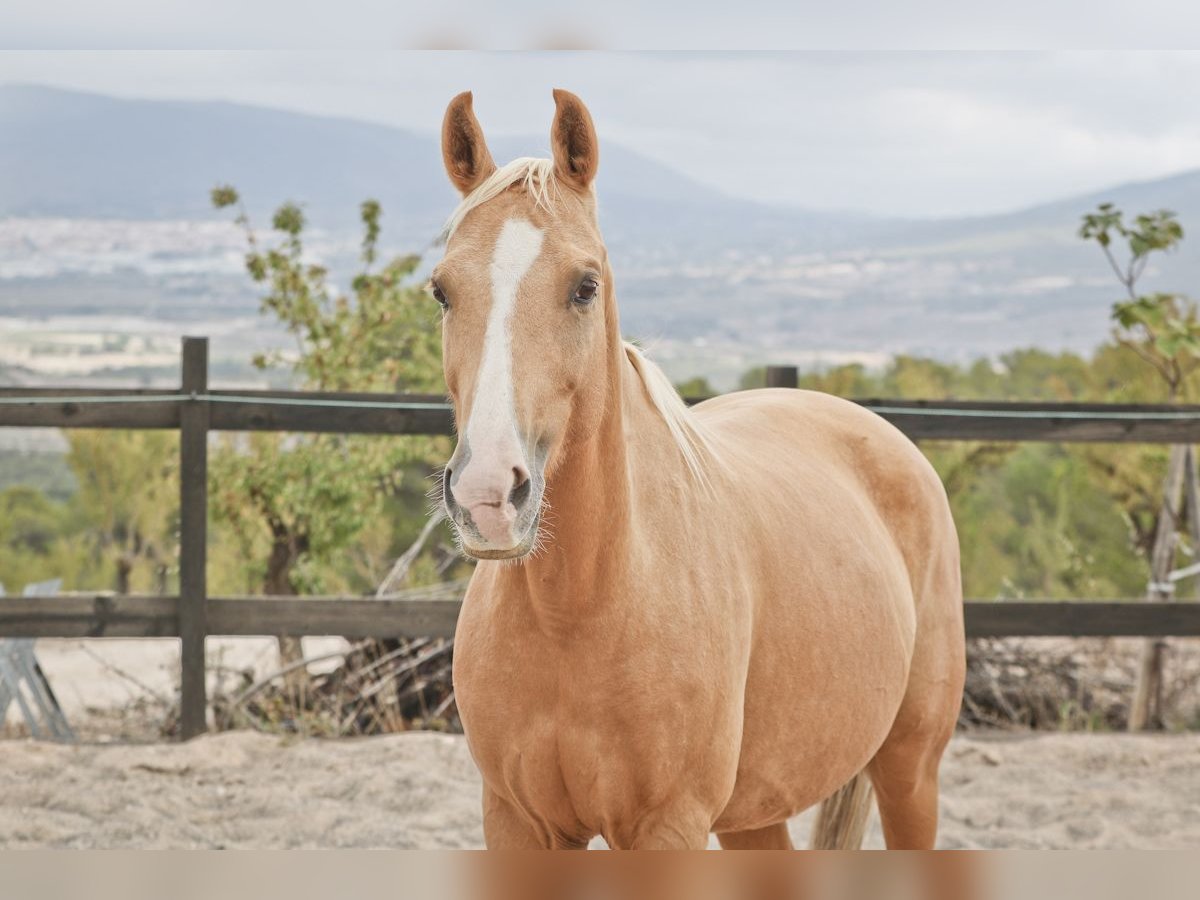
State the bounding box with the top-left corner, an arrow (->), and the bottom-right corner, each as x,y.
1129,442 -> 1189,731
179,337 -> 209,739
765,365 -> 799,389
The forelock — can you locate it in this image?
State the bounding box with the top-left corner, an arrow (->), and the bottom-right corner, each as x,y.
441,158 -> 560,243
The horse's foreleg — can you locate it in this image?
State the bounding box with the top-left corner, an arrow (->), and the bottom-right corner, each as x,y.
717,822 -> 794,849
482,787 -> 547,849
609,806 -> 712,850
623,828 -> 710,850
481,787 -> 591,850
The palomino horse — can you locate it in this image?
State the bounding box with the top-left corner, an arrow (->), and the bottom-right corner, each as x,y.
434,89 -> 965,850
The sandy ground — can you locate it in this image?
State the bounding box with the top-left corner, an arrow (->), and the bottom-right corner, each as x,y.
4,638 -> 1200,849
2,730 -> 1199,849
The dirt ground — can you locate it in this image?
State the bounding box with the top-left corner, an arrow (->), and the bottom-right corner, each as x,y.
4,637 -> 1200,849
2,729 -> 1199,849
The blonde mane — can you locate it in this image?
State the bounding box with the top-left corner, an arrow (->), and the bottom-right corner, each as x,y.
442,157 -> 560,242
623,342 -> 720,487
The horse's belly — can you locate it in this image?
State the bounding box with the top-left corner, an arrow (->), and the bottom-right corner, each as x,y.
715,692 -> 905,831
714,588 -> 915,832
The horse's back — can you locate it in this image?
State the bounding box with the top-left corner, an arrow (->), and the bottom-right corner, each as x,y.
695,388 -> 943,508
694,387 -> 957,607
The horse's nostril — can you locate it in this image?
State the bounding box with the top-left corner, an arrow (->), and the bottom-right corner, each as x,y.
510,466 -> 532,510
442,467 -> 453,503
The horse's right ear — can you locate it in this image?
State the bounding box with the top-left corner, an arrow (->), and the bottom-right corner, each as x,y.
550,88 -> 599,192
442,92 -> 496,196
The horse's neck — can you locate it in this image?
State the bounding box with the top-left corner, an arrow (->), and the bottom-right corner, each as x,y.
507,342 -> 682,628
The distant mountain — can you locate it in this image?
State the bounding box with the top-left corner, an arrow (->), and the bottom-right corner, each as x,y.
992,168 -> 1200,231
6,84 -> 1196,257
4,84 -> 1199,385
0,84 -> 849,252
0,84 -> 440,228
882,169 -> 1200,254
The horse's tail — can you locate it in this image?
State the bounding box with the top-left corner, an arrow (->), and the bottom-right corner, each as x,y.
809,771 -> 874,849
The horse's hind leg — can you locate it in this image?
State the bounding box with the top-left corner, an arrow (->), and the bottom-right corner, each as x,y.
717,822 -> 794,849
867,735 -> 944,850
868,594 -> 964,849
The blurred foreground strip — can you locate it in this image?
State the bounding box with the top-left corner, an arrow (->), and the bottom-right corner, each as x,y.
2,850 -> 1198,900
471,852 -> 984,900
470,852 -> 1199,900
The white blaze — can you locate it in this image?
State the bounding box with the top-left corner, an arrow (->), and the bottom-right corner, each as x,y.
466,218 -> 544,457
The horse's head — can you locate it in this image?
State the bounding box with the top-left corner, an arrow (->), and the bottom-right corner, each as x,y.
434,89 -> 610,560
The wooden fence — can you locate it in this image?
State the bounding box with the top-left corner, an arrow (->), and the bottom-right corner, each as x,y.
3,338 -> 1200,739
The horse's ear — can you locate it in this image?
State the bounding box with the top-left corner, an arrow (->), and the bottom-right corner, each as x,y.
442,91 -> 496,196
550,88 -> 599,192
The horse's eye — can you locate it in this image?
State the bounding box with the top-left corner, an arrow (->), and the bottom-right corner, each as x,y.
430,282 -> 449,310
573,278 -> 599,306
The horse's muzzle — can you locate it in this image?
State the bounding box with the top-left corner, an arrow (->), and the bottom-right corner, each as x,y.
443,445 -> 544,559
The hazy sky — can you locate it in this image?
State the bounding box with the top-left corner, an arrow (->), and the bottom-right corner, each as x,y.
2,50 -> 1199,217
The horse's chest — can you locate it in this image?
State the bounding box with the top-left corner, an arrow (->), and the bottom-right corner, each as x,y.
453,670 -> 583,837
453,608 -> 738,839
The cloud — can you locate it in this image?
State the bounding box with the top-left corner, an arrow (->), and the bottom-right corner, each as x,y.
3,2 -> 1200,50
1,50 -> 1198,217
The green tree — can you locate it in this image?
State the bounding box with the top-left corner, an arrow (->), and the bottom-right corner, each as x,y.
1080,205 -> 1194,398
66,430 -> 178,593
674,376 -> 716,399
1080,203 -> 1193,731
210,187 -> 446,674
0,486 -> 93,592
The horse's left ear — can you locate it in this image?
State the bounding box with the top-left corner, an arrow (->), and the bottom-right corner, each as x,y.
550,88 -> 599,192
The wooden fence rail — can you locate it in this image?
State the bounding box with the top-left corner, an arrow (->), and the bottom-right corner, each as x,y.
12,377 -> 1200,444
4,342 -> 1200,739
3,595 -> 1200,641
